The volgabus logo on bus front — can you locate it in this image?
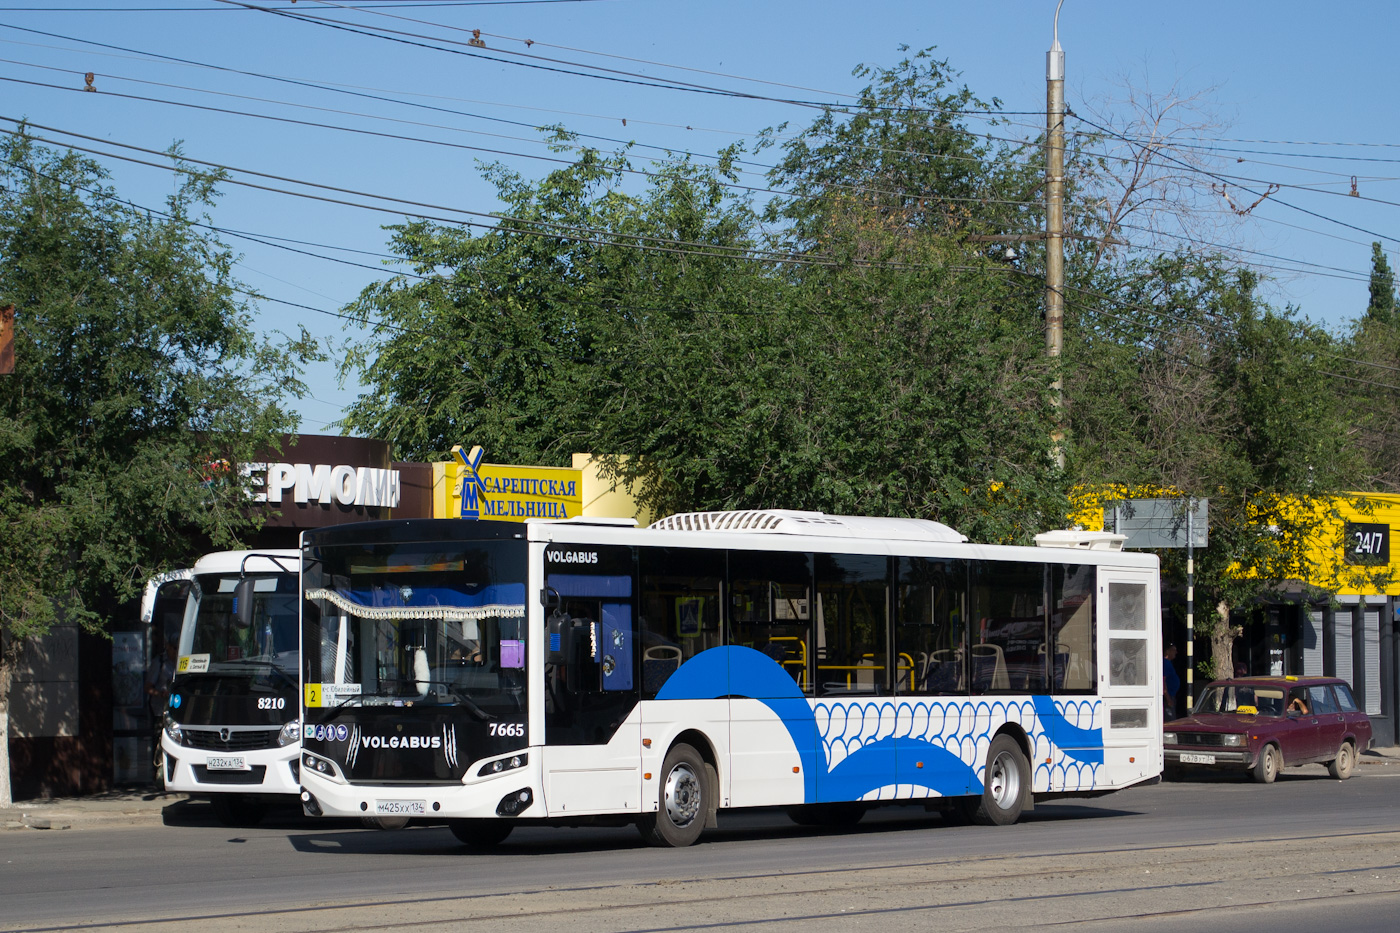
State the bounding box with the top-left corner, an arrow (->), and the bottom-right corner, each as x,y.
360,734 -> 443,750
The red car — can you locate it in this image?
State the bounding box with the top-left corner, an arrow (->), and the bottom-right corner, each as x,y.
1164,676 -> 1372,783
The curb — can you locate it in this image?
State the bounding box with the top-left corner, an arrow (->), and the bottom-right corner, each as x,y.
1,793 -> 189,832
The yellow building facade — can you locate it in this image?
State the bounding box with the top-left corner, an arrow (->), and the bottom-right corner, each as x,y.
431,448 -> 652,526
1072,486 -> 1398,741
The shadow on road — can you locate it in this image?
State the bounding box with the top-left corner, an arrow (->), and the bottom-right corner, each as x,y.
161,796 -> 360,831
278,800 -> 1143,858
1163,764 -> 1346,785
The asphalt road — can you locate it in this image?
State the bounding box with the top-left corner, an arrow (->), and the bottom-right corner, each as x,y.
4,763 -> 1400,932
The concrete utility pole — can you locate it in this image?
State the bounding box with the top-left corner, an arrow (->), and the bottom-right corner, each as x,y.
1046,1 -> 1066,469
1187,498 -> 1195,702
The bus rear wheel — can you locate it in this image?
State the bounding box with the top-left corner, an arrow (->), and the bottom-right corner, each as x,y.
448,819 -> 513,848
638,743 -> 708,847
964,735 -> 1029,826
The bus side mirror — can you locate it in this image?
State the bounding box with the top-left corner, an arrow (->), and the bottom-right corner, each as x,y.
546,611 -> 573,664
233,577 -> 256,630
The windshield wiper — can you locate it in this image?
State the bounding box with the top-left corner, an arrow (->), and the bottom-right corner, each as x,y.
406,680 -> 499,720
334,681 -> 497,720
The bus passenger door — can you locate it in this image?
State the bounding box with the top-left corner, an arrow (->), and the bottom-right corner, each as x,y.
1091,569 -> 1160,786
540,548 -> 642,816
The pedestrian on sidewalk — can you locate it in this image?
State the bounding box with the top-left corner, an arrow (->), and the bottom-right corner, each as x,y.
1163,644 -> 1180,720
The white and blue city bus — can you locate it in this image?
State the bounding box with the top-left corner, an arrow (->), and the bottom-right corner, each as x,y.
298,511 -> 1162,847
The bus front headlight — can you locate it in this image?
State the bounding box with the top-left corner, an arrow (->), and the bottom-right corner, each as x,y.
278,719 -> 301,747
162,712 -> 184,746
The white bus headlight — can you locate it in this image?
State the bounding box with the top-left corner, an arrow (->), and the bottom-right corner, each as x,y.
478,753 -> 528,776
162,712 -> 184,746
278,719 -> 301,747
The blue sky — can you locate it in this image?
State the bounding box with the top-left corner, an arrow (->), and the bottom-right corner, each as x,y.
2,0 -> 1397,436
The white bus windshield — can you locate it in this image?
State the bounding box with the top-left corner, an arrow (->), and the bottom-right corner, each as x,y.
182,573 -> 300,678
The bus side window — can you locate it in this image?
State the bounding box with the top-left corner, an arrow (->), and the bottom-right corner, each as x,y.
970,561 -> 1048,695
814,553 -> 889,697
1050,563 -> 1095,694
638,547 -> 724,699
729,549 -> 813,695
896,557 -> 967,696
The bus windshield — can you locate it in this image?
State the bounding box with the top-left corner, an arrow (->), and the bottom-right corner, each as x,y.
303,539 -> 527,712
182,572 -> 299,678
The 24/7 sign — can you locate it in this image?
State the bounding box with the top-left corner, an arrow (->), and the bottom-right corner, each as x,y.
1345,522 -> 1390,565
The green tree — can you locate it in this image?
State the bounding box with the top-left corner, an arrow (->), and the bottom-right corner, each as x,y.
0,134 -> 310,804
1347,244 -> 1400,491
1367,241 -> 1397,324
344,122 -> 1067,540
759,47 -> 1043,261
1067,254 -> 1364,678
340,143 -> 766,465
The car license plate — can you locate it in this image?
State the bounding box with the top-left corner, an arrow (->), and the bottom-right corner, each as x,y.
206,756 -> 249,771
375,799 -> 427,816
1180,753 -> 1216,765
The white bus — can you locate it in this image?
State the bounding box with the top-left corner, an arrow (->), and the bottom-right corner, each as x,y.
298,511 -> 1162,847
161,550 -> 301,826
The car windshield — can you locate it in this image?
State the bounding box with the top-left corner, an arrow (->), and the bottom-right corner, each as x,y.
1192,684 -> 1285,716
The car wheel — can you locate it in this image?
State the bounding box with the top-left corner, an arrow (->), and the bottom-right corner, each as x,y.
1252,744 -> 1280,784
448,819 -> 513,848
1328,741 -> 1356,780
964,735 -> 1030,826
638,743 -> 708,847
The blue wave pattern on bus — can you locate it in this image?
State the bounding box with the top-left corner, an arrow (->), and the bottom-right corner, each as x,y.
655,646 -> 1104,802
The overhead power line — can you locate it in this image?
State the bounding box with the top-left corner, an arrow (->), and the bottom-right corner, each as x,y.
0,117 -> 976,272
0,67 -> 1043,214
304,0 -> 877,104
1069,111 -> 1400,248
0,22 -> 1051,185
0,28 -> 1039,180
221,0 -> 1045,119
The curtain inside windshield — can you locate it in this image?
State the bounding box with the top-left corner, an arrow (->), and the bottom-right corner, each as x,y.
306,540 -> 526,711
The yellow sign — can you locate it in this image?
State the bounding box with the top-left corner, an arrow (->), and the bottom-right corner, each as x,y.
177,653 -> 209,674
438,454 -> 583,522
304,683 -> 322,708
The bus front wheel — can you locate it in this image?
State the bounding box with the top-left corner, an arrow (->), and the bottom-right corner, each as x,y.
964,735 -> 1030,826
638,743 -> 708,847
